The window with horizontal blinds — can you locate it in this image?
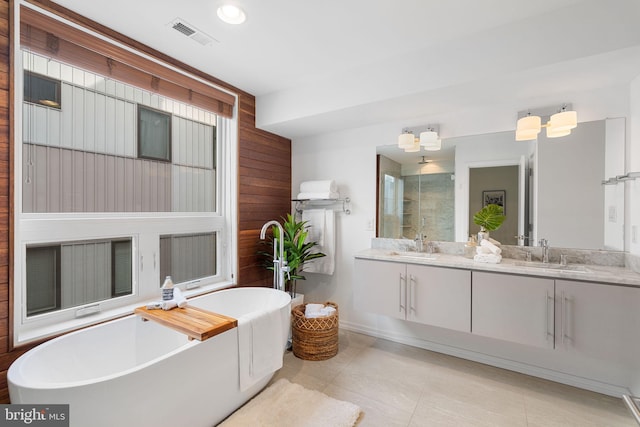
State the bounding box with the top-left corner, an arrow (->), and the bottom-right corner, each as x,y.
20,5 -> 235,117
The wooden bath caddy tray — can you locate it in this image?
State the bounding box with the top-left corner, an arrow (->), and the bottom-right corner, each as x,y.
135,305 -> 237,341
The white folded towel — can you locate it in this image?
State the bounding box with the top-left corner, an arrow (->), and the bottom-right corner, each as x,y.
480,239 -> 502,255
300,180 -> 338,194
321,306 -> 336,316
476,246 -> 493,255
148,287 -> 188,310
302,209 -> 325,246
173,287 -> 188,308
145,288 -> 188,310
488,237 -> 502,246
474,253 -> 502,264
303,210 -> 335,275
238,309 -> 284,391
305,304 -> 324,317
304,304 -> 336,318
161,300 -> 177,310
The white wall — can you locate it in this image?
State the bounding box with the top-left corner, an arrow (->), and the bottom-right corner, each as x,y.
292,124 -> 382,327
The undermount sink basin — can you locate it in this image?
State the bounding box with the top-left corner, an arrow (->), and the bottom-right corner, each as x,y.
514,261 -> 590,273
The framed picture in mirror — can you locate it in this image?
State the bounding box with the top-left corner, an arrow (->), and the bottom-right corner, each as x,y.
482,190 -> 506,214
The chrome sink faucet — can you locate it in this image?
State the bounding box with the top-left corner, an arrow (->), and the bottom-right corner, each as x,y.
539,238 -> 549,263
415,234 -> 424,252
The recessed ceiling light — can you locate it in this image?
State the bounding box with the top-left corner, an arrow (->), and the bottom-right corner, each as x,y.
217,4 -> 246,25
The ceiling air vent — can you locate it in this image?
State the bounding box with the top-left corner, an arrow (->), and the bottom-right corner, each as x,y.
169,18 -> 218,46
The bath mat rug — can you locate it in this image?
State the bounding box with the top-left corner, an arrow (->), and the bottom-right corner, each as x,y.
218,378 -> 362,427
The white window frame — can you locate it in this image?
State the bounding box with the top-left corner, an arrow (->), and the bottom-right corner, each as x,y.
12,5 -> 238,345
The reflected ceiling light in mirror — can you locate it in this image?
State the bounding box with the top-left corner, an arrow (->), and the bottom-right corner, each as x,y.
404,140 -> 421,152
546,126 -> 571,138
398,125 -> 441,152
515,104 -> 577,141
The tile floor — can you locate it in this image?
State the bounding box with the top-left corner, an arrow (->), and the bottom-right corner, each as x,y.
270,330 -> 636,426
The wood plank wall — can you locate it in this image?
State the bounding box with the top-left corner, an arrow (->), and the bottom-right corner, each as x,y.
237,95 -> 292,287
0,0 -> 292,402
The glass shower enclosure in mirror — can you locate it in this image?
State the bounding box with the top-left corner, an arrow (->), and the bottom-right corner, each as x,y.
377,146 -> 455,241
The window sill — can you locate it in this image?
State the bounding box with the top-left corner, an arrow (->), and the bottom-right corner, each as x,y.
14,280 -> 235,347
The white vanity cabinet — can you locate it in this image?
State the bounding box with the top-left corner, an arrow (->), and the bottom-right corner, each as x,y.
354,259 -> 471,332
472,271 -> 555,349
406,264 -> 471,332
353,259 -> 407,320
354,253 -> 640,395
555,279 -> 640,370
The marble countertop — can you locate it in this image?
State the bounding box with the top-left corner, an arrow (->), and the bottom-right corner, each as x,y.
355,248 -> 640,288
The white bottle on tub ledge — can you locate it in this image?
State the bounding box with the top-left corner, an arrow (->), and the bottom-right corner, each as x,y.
161,276 -> 174,301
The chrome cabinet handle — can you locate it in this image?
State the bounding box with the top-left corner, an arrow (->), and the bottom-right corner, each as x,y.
409,275 -> 416,314
545,290 -> 554,341
561,291 -> 571,345
399,273 -> 406,313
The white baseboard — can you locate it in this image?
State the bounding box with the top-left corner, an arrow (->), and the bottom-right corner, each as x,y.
339,320 -> 630,398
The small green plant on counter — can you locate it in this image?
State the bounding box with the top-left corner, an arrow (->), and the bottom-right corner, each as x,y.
473,204 -> 506,232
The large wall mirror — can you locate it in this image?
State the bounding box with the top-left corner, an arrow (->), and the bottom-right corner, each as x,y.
376,118 -> 626,251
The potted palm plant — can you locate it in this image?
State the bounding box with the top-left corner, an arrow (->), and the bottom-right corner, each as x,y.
259,214 -> 326,298
473,203 -> 506,243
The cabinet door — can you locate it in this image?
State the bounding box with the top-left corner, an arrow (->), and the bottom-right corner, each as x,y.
472,271 -> 554,348
555,280 -> 640,369
354,258 -> 406,320
407,264 -> 471,332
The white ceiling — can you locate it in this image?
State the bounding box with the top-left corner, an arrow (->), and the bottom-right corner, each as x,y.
49,0 -> 640,139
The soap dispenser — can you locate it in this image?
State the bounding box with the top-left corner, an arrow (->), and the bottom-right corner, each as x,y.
464,236 -> 477,259
161,276 -> 174,301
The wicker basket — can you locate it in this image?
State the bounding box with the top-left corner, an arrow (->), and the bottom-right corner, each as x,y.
291,302 -> 339,361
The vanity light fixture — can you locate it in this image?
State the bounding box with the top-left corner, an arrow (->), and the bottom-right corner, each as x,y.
515,104 -> 577,141
217,4 -> 247,25
398,132 -> 416,149
420,129 -> 442,151
398,125 -> 441,152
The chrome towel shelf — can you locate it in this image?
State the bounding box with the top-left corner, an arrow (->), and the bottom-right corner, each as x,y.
293,197 -> 351,215
601,171 -> 640,185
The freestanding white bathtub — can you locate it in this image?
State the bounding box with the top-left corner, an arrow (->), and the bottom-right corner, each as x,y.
8,287 -> 291,427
